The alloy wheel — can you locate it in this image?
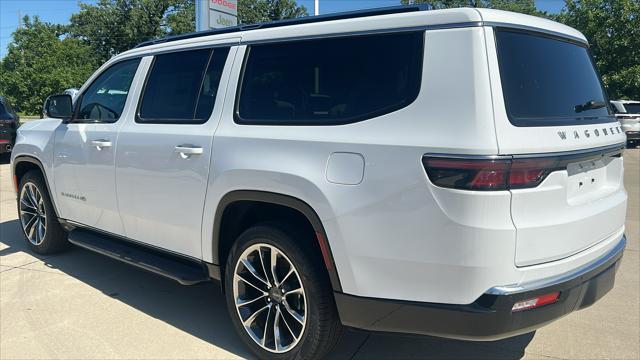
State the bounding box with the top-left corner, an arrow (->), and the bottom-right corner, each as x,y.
19,182 -> 47,246
232,243 -> 307,353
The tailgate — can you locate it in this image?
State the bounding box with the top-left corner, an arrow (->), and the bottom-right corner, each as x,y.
509,144 -> 626,266
486,27 -> 628,266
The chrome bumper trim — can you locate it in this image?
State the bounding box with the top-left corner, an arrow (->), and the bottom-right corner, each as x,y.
486,235 -> 626,296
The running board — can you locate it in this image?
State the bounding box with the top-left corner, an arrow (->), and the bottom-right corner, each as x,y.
67,229 -> 211,285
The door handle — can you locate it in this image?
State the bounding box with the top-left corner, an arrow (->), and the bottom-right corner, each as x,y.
91,139 -> 112,150
175,145 -> 203,158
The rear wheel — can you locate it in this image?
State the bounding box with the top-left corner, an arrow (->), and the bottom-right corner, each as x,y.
18,170 -> 68,254
224,224 -> 342,360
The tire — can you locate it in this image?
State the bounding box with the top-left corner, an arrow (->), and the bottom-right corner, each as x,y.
17,170 -> 69,254
224,224 -> 342,360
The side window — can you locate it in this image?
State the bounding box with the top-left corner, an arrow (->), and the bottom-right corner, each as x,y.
138,47 -> 230,124
76,59 -> 141,122
236,32 -> 424,125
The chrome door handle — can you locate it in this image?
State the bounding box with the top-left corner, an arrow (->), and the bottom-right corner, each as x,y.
175,145 -> 203,158
91,139 -> 112,150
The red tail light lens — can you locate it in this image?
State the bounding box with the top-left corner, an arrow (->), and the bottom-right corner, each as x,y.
423,157 -> 561,190
423,158 -> 510,190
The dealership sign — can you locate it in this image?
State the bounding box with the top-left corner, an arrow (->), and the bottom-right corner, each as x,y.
196,0 -> 237,31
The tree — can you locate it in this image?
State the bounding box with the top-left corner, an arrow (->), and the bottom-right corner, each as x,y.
68,0 -> 195,63
0,16 -> 97,114
238,0 -> 308,24
557,0 -> 640,99
400,0 -> 542,16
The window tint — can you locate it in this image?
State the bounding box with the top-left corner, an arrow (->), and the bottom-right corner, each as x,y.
495,29 -> 612,126
77,59 -> 140,122
236,32 -> 424,125
138,47 -> 230,123
623,104 -> 640,114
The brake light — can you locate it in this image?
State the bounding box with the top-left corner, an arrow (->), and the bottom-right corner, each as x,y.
512,292 -> 560,312
423,157 -> 561,190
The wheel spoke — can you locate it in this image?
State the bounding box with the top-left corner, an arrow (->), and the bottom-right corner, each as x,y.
279,304 -> 298,341
270,247 -> 280,286
243,303 -> 270,327
279,268 -> 294,286
238,274 -> 268,294
274,306 -> 282,352
282,300 -> 304,325
241,258 -> 270,288
236,293 -> 267,307
261,303 -> 273,347
37,220 -> 46,244
257,247 -> 272,287
26,217 -> 37,240
20,197 -> 37,211
284,287 -> 303,297
20,209 -> 38,216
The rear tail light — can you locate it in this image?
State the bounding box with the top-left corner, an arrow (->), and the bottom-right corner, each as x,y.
512,292 -> 560,312
423,157 -> 560,190
423,147 -> 624,191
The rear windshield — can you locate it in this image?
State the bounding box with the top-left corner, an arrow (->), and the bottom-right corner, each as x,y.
495,29 -> 613,127
623,104 -> 640,114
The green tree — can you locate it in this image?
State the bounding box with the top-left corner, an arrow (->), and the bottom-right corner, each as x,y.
238,0 -> 308,24
557,0 -> 640,99
400,0 -> 541,15
0,16 -> 97,114
69,0 -> 195,63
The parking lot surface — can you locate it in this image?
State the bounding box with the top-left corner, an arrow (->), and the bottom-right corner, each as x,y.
1,149 -> 639,360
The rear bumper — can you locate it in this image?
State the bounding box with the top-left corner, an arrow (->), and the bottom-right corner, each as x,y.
335,235 -> 625,341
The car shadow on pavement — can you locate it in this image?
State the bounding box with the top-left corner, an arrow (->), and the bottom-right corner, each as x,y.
1,219 -> 534,359
0,153 -> 10,165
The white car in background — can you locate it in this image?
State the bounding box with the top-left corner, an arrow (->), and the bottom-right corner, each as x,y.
611,100 -> 640,147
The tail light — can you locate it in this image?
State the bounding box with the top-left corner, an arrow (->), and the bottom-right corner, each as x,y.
423,156 -> 561,191
423,147 -> 623,191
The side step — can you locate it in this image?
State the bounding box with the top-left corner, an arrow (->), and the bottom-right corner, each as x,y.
68,229 -> 211,285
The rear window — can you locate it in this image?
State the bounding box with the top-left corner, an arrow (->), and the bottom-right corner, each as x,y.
496,29 -> 613,127
623,104 -> 640,114
236,32 -> 424,125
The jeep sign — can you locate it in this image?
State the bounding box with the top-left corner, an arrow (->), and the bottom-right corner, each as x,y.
196,0 -> 238,31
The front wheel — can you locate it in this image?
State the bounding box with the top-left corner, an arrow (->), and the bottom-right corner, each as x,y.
17,170 -> 68,254
224,224 -> 342,360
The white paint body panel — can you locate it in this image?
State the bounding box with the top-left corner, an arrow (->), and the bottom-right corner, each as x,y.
12,8 -> 627,306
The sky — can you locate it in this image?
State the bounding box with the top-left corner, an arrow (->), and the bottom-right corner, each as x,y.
0,0 -> 566,59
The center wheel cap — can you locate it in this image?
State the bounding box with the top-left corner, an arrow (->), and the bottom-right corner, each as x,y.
269,287 -> 284,303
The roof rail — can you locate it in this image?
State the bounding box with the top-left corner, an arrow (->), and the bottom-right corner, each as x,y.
135,4 -> 433,48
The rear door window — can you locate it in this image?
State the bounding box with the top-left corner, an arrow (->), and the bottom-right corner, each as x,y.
495,29 -> 613,126
138,47 -> 230,124
236,32 -> 424,125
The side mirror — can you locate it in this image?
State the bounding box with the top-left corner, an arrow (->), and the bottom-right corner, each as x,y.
45,94 -> 73,120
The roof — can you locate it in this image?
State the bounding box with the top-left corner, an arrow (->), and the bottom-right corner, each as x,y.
105,6 -> 587,69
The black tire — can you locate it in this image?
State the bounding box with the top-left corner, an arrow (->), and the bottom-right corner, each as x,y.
17,170 -> 69,254
224,223 -> 342,360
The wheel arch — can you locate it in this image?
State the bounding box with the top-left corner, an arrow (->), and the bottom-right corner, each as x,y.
12,155 -> 61,218
212,190 -> 342,292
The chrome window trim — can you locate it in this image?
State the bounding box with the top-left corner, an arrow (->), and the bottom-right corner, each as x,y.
486,234 -> 626,296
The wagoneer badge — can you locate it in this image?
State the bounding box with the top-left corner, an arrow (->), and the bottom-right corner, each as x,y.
558,126 -> 622,140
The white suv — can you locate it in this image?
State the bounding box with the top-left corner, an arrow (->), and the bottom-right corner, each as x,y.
10,6 -> 628,359
611,100 -> 640,147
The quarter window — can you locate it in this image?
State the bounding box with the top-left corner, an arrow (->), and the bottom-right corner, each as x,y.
236,32 -> 424,125
138,47 -> 230,124
76,59 -> 141,123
